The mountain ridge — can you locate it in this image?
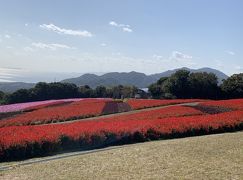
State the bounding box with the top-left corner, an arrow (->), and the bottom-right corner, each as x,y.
0,67 -> 228,92
62,67 -> 228,88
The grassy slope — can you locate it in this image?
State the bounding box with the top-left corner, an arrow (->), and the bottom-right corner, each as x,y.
1,132 -> 242,180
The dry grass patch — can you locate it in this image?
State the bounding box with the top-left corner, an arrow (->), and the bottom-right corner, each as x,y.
1,132 -> 242,180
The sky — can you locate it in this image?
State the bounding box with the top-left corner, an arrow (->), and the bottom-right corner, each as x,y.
0,0 -> 243,82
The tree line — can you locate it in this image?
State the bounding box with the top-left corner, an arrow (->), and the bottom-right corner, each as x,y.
0,70 -> 242,104
149,70 -> 243,99
0,83 -> 138,104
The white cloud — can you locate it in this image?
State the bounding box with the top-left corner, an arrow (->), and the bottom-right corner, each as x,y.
4,34 -> 11,39
122,27 -> 133,32
40,23 -> 93,37
100,43 -> 107,47
25,23 -> 29,27
109,21 -> 119,26
152,54 -> 163,60
169,51 -> 196,67
226,50 -> 235,55
109,21 -> 130,28
171,51 -> 192,59
109,21 -> 133,32
31,42 -> 75,50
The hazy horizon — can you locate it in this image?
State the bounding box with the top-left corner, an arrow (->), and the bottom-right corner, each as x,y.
0,67 -> 228,83
0,0 -> 242,82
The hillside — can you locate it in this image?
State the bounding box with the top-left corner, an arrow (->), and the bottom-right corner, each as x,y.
61,71 -> 155,88
150,67 -> 228,82
0,67 -> 228,92
62,67 -> 228,88
0,82 -> 35,93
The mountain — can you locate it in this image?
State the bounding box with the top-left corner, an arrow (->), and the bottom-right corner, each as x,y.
150,67 -> 228,82
0,82 -> 35,93
61,71 -> 155,88
0,68 -> 228,92
62,67 -> 228,88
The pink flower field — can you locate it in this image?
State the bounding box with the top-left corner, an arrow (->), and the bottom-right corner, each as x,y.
0,98 -> 84,113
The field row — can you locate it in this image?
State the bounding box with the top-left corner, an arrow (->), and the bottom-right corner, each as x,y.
0,98 -> 85,113
0,99 -> 242,161
0,98 -> 200,127
126,99 -> 203,110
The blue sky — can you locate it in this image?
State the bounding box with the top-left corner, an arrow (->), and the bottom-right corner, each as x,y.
0,0 -> 242,82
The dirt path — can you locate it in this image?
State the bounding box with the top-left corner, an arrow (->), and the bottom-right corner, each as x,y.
42,102 -> 200,125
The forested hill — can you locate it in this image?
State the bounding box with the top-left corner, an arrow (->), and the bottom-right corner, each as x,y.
62,67 -> 228,88
0,67 -> 228,92
0,82 -> 35,93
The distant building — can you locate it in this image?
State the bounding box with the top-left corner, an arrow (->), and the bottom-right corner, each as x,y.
135,88 -> 150,99
140,88 -> 149,93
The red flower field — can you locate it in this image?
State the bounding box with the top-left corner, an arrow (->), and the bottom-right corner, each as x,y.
0,99 -> 112,127
0,98 -> 202,127
198,99 -> 243,110
0,98 -> 242,161
127,99 -> 203,110
97,105 -> 205,122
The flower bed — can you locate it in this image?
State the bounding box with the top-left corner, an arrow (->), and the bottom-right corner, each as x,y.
0,99 -> 112,127
0,106 -> 242,161
127,99 -> 203,110
0,98 -> 84,113
98,105 -> 204,122
198,99 -> 243,110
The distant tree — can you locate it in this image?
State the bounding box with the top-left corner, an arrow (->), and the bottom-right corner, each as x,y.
221,73 -> 243,98
95,86 -> 107,97
32,82 -> 79,100
105,88 -> 113,98
148,83 -> 162,99
149,70 -> 223,99
57,83 -> 79,99
0,91 -> 4,100
0,91 -> 5,104
31,82 -> 50,100
148,77 -> 169,99
188,72 -> 220,99
109,85 -> 138,99
111,85 -> 123,99
6,89 -> 31,104
4,82 -> 81,104
122,86 -> 138,98
79,85 -> 94,97
162,70 -> 191,98
157,77 -> 168,85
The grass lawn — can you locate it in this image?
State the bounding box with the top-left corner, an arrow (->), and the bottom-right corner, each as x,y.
1,132 -> 242,180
